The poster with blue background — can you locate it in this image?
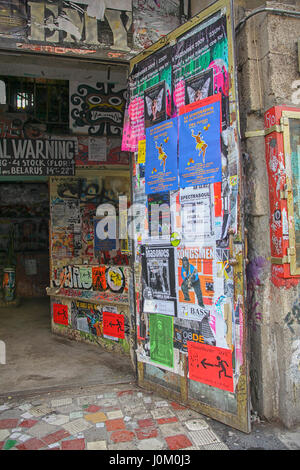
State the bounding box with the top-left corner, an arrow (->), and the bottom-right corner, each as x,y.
179,94 -> 222,188
145,117 -> 178,194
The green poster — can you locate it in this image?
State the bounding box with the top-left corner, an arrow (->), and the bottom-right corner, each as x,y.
149,314 -> 174,368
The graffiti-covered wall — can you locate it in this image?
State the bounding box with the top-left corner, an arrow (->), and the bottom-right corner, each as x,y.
48,169 -> 133,358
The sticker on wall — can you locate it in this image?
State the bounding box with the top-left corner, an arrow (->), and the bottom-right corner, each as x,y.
106,267 -> 126,293
179,94 -> 222,188
71,301 -> 102,336
103,311 -> 125,339
92,266 -> 107,291
187,342 -> 234,392
145,117 -> 178,194
53,303 -> 69,326
79,267 -> 93,290
149,314 -> 174,368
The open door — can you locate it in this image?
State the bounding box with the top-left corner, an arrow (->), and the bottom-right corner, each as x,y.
123,0 -> 251,433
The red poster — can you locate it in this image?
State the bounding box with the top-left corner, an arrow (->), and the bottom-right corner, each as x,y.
103,312 -> 125,339
187,342 -> 234,392
53,303 -> 69,326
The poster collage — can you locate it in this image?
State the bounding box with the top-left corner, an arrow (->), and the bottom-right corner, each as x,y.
122,10 -> 244,393
49,172 -> 132,351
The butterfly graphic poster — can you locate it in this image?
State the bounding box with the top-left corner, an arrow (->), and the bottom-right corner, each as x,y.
144,81 -> 166,128
179,94 -> 222,188
145,117 -> 178,194
185,69 -> 214,105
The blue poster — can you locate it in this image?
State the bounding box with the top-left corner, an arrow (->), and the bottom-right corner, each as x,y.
179,94 -> 222,188
145,117 -> 178,194
94,218 -> 116,252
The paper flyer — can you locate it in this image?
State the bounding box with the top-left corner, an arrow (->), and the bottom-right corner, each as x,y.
145,118 -> 178,194
179,94 -> 222,188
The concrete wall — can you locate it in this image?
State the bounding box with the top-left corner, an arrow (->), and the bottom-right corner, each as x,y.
236,2 -> 300,427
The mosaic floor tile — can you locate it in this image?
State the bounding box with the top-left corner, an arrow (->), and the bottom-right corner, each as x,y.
0,405 -> 10,411
28,422 -> 58,438
87,440 -> 107,450
137,418 -> 156,428
20,419 -> 38,428
18,404 -> 32,412
3,439 -> 17,450
29,406 -> 52,417
136,427 -> 158,440
174,409 -> 202,420
155,401 -> 169,407
159,422 -> 186,438
0,429 -> 10,440
51,398 -> 73,408
106,410 -> 123,419
151,409 -> 176,420
69,412 -> 83,420
86,405 -> 101,413
45,415 -> 70,426
157,417 -> 179,425
189,428 -> 220,446
137,437 -> 166,451
16,437 -> 45,450
84,412 -> 107,424
18,434 -> 32,442
105,418 -> 125,432
61,438 -> 85,450
110,430 -> 135,443
42,429 -> 71,446
63,418 -> 92,434
77,396 -> 96,406
165,434 -> 193,450
0,419 -> 19,429
199,442 -> 229,450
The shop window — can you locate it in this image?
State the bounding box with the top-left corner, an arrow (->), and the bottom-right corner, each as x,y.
0,80 -> 6,104
0,76 -> 69,134
16,91 -> 34,110
282,111 -> 300,275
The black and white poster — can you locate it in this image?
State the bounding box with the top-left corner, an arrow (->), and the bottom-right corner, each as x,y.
141,245 -> 177,316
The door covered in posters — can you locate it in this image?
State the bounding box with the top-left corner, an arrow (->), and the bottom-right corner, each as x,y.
123,0 -> 250,432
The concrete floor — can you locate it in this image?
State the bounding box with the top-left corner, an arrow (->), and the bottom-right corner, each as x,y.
0,297 -> 135,396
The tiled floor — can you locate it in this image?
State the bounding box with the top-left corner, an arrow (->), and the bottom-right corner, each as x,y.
0,383 -> 228,451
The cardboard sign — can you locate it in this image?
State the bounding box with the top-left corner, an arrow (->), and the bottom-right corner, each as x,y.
187,342 -> 234,392
53,303 -> 69,326
103,312 -> 125,339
